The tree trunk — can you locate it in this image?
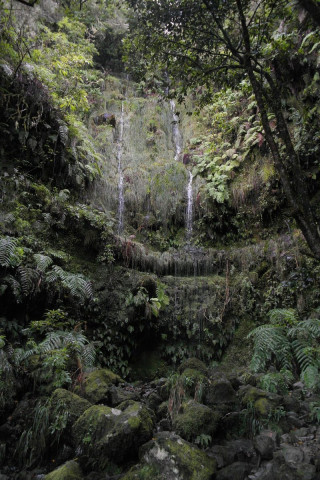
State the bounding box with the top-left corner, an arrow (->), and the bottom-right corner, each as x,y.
236,0 -> 320,259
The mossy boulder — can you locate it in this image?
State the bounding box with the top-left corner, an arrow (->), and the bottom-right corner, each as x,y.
45,460 -> 83,480
138,431 -> 217,480
121,464 -> 162,479
49,389 -> 91,429
75,368 -> 123,404
204,376 -> 237,406
238,385 -> 282,416
173,400 -> 220,442
178,358 -> 208,375
72,400 -> 154,468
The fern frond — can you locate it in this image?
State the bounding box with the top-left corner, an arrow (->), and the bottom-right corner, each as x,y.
17,267 -> 40,296
3,275 -> 22,302
289,318 -> 320,340
0,237 -> 20,268
292,339 -> 314,371
268,308 -> 297,326
33,254 -> 53,273
248,324 -> 291,372
46,265 -> 93,301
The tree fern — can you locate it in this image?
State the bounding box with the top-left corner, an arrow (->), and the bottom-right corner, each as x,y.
33,254 -> 53,273
17,267 -> 40,296
46,265 -> 93,301
268,308 -> 297,326
0,237 -> 21,268
248,324 -> 292,372
288,318 -> 320,340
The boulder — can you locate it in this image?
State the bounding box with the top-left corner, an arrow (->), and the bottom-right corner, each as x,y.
178,358 -> 208,375
216,461 -> 253,480
204,377 -> 237,406
173,400 -> 220,442
238,385 -> 282,415
45,460 -> 83,480
72,400 -> 154,467
136,431 -> 217,480
75,368 -> 123,404
49,389 -> 91,429
254,431 -> 277,460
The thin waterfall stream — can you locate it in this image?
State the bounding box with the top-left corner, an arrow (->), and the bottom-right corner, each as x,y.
117,102 -> 125,235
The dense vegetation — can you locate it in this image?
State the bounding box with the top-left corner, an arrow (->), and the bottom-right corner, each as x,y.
1,0 -> 320,478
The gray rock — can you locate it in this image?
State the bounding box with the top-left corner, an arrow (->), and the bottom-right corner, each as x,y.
205,377 -> 237,405
216,461 -> 253,480
254,432 -> 276,460
248,462 -> 274,480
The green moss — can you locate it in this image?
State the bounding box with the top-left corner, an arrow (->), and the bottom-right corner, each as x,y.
178,358 -> 208,375
50,389 -> 91,426
76,368 -> 123,404
45,461 -> 83,480
173,401 -> 220,442
72,404 -> 114,447
122,465 -> 162,480
254,397 -> 271,415
166,438 -> 216,480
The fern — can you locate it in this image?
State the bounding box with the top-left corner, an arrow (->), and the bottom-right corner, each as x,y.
33,254 -> 53,273
268,308 -> 297,326
3,275 -> 22,302
0,237 -> 21,268
46,265 -> 93,301
288,318 -> 320,339
248,324 -> 292,372
17,267 -> 40,296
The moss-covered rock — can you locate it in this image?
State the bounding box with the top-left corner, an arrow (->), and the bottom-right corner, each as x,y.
204,376 -> 237,406
72,401 -> 154,468
139,431 -> 217,480
45,460 -> 83,480
238,385 -> 282,416
173,400 -> 220,442
122,464 -> 162,479
178,358 -> 208,375
75,368 -> 123,404
49,389 -> 91,429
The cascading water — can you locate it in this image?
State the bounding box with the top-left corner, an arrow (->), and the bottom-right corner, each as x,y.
117,102 -> 125,235
170,100 -> 182,161
186,170 -> 193,242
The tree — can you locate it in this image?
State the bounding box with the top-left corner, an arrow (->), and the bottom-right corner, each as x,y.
125,0 -> 320,259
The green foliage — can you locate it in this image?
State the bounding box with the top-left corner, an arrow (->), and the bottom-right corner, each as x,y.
0,236 -> 24,268
249,308 -> 320,391
126,282 -> 169,319
258,370 -> 294,395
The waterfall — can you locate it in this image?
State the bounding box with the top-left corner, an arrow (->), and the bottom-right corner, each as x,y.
186,171 -> 193,241
117,102 -> 125,235
170,100 -> 182,161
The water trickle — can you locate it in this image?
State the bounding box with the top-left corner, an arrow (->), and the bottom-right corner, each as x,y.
170,100 -> 183,161
117,102 -> 125,235
186,171 -> 193,242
